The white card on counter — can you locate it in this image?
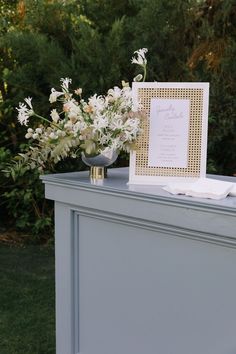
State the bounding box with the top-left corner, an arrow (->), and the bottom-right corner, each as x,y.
148,98 -> 190,168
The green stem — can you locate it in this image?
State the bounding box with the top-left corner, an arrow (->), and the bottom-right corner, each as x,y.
33,113 -> 62,130
143,65 -> 147,82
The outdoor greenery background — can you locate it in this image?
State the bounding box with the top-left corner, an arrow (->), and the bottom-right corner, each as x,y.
0,0 -> 236,242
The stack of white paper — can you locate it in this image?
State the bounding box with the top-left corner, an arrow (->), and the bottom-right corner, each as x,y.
163,178 -> 236,200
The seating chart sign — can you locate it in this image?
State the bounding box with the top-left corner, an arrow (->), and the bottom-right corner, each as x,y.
148,98 -> 190,168
129,82 -> 209,185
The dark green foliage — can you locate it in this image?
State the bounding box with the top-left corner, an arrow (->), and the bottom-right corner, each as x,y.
130,0 -> 196,81
0,244 -> 55,354
2,166 -> 53,237
0,0 -> 236,241
0,148 -> 12,228
187,0 -> 236,174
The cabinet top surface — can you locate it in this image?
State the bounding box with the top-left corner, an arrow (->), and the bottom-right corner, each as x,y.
41,167 -> 236,212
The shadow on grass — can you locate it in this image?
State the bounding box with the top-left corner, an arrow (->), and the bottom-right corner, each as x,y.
0,244 -> 55,354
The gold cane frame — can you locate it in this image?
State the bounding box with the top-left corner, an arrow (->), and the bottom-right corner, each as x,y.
129,82 -> 209,184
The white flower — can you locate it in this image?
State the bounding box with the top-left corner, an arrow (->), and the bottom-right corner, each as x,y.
107,86 -> 122,100
98,132 -> 111,145
121,86 -> 132,97
74,121 -> 87,132
93,115 -> 109,130
32,133 -> 39,139
111,137 -> 122,150
50,109 -> 60,123
24,97 -> 33,109
16,102 -> 34,126
89,94 -> 106,112
60,77 -> 72,92
63,100 -> 79,112
63,100 -> 81,120
49,88 -> 64,103
126,117 -> 140,130
131,48 -> 148,66
123,118 -> 140,140
110,117 -> 124,130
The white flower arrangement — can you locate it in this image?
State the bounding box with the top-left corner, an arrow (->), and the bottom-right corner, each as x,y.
16,49 -> 148,171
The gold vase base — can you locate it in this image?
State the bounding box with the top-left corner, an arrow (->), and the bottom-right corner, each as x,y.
89,166 -> 107,179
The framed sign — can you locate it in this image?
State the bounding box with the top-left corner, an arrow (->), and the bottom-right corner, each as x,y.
129,82 -> 209,185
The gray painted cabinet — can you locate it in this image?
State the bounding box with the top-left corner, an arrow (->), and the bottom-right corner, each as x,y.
41,168 -> 236,354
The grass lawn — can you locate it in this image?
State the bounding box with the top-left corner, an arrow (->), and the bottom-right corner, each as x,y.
0,243 -> 55,354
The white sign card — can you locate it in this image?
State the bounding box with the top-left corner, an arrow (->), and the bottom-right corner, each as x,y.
129,82 -> 209,185
148,98 -> 190,168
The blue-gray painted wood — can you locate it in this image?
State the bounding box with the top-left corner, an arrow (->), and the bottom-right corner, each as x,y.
41,168 -> 236,354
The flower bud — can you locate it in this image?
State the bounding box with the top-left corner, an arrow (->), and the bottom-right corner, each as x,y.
74,88 -> 82,95
35,128 -> 42,134
133,74 -> 143,82
25,132 -> 32,139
